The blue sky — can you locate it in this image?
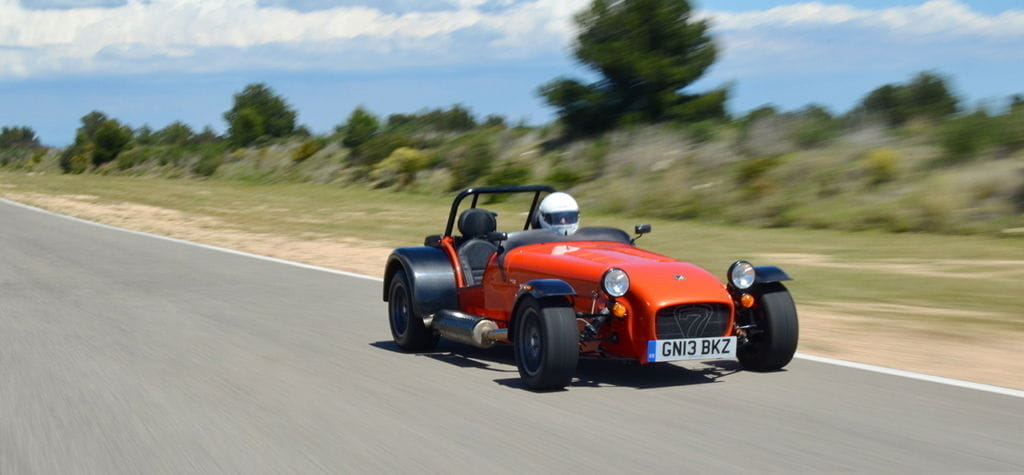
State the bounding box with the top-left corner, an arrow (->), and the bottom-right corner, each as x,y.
1,0 -> 1022,146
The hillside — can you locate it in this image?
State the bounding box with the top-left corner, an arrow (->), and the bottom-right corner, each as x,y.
3,112 -> 1022,237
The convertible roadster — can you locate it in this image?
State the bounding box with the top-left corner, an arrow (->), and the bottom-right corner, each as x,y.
384,185 -> 798,389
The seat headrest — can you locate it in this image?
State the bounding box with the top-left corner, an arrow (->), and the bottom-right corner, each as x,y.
458,208 -> 497,238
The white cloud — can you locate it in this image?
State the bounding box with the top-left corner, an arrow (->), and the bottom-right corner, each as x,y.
692,0 -> 1024,80
1,0 -> 1021,80
703,0 -> 1024,38
0,0 -> 586,78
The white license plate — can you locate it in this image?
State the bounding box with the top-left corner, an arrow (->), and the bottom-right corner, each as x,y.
646,337 -> 736,363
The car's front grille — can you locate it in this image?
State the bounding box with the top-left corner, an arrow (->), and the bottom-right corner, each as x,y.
655,303 -> 730,339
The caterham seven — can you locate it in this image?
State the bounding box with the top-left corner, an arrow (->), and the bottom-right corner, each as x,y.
384,186 -> 798,389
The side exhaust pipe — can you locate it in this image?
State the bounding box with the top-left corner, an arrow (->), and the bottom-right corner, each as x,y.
429,310 -> 509,348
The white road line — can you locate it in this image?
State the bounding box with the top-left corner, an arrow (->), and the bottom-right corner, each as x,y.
0,197 -> 383,282
3,196 -> 1022,399
794,353 -> 1024,398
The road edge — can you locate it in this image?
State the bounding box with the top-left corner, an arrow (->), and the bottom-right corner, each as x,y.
3,196 -> 1021,399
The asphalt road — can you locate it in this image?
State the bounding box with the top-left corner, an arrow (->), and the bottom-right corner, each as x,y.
2,199 -> 1022,473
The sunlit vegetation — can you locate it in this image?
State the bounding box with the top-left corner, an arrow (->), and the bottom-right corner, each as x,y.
1,0 -> 1021,237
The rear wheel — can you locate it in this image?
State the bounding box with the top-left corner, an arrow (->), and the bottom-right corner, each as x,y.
388,270 -> 439,351
737,283 -> 798,371
513,297 -> 579,390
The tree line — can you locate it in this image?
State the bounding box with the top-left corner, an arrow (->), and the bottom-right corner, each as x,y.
2,0 -> 1022,172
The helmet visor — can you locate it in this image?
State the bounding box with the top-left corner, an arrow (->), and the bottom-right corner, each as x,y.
543,211 -> 579,225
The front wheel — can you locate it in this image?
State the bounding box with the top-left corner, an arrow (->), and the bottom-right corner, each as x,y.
388,270 -> 438,351
513,297 -> 579,390
737,283 -> 798,371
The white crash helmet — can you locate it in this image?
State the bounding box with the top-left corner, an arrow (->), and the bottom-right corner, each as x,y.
536,192 -> 580,236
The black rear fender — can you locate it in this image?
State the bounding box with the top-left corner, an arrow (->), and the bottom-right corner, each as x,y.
384,247 -> 458,317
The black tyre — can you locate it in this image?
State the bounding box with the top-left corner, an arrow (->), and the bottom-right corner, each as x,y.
513,297 -> 579,390
737,283 -> 799,371
388,270 -> 439,351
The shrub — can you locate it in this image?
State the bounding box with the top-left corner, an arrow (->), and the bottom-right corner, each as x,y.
447,135 -> 495,190
292,138 -> 327,163
686,120 -> 718,143
370,147 -> 431,188
736,155 -> 780,185
856,71 -> 959,126
793,106 -> 841,148
91,120 -> 133,166
385,105 -> 480,133
584,138 -> 609,179
355,133 -> 413,167
546,164 -> 584,189
863,147 -> 900,185
115,147 -> 149,170
193,152 -> 222,177
486,160 -> 531,187
991,109 -> 1024,152
154,121 -> 195,145
340,106 -> 381,151
0,126 -> 40,149
938,112 -> 991,163
60,147 -> 91,174
736,155 -> 784,198
483,114 -> 507,128
224,83 -> 297,147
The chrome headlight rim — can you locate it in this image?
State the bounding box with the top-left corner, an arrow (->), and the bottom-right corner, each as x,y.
601,268 -> 630,297
728,260 -> 756,290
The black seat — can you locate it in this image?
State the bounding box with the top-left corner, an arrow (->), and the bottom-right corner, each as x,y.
457,208 -> 498,286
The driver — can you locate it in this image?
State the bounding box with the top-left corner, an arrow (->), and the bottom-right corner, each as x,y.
536,192 -> 580,236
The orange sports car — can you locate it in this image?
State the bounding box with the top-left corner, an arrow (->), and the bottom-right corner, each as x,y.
384,185 -> 798,390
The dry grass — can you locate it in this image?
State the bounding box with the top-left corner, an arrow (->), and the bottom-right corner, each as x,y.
2,172 -> 1023,389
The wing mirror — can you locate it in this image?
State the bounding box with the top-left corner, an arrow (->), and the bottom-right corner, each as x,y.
632,224 -> 651,244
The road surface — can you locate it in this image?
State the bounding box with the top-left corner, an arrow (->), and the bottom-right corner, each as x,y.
1,199 -> 1022,472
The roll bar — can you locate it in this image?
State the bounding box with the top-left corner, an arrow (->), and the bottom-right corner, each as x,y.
443,185 -> 557,237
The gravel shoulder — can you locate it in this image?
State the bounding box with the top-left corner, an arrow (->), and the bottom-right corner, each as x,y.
3,189 -> 1022,390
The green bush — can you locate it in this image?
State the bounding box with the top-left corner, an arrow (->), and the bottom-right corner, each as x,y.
60,148 -> 91,174
154,121 -> 195,145
736,155 -> 780,185
546,164 -> 584,189
736,155 -> 784,198
115,147 -> 149,170
340,107 -> 381,151
584,138 -> 609,179
386,105 -> 478,133
485,160 -> 531,188
991,109 -> 1024,152
224,83 -> 297,147
863,147 -> 900,185
447,135 -> 495,190
370,147 -> 431,188
0,126 -> 40,149
686,120 -> 718,143
193,152 -> 222,177
355,133 -> 414,167
30,149 -> 47,168
91,120 -> 133,166
939,112 -> 991,163
857,71 -> 959,126
292,138 -> 327,163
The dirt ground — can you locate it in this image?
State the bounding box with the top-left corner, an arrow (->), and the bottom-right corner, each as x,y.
6,192 -> 1022,391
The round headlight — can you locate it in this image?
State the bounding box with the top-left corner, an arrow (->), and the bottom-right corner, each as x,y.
728,260 -> 756,289
602,268 -> 630,297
